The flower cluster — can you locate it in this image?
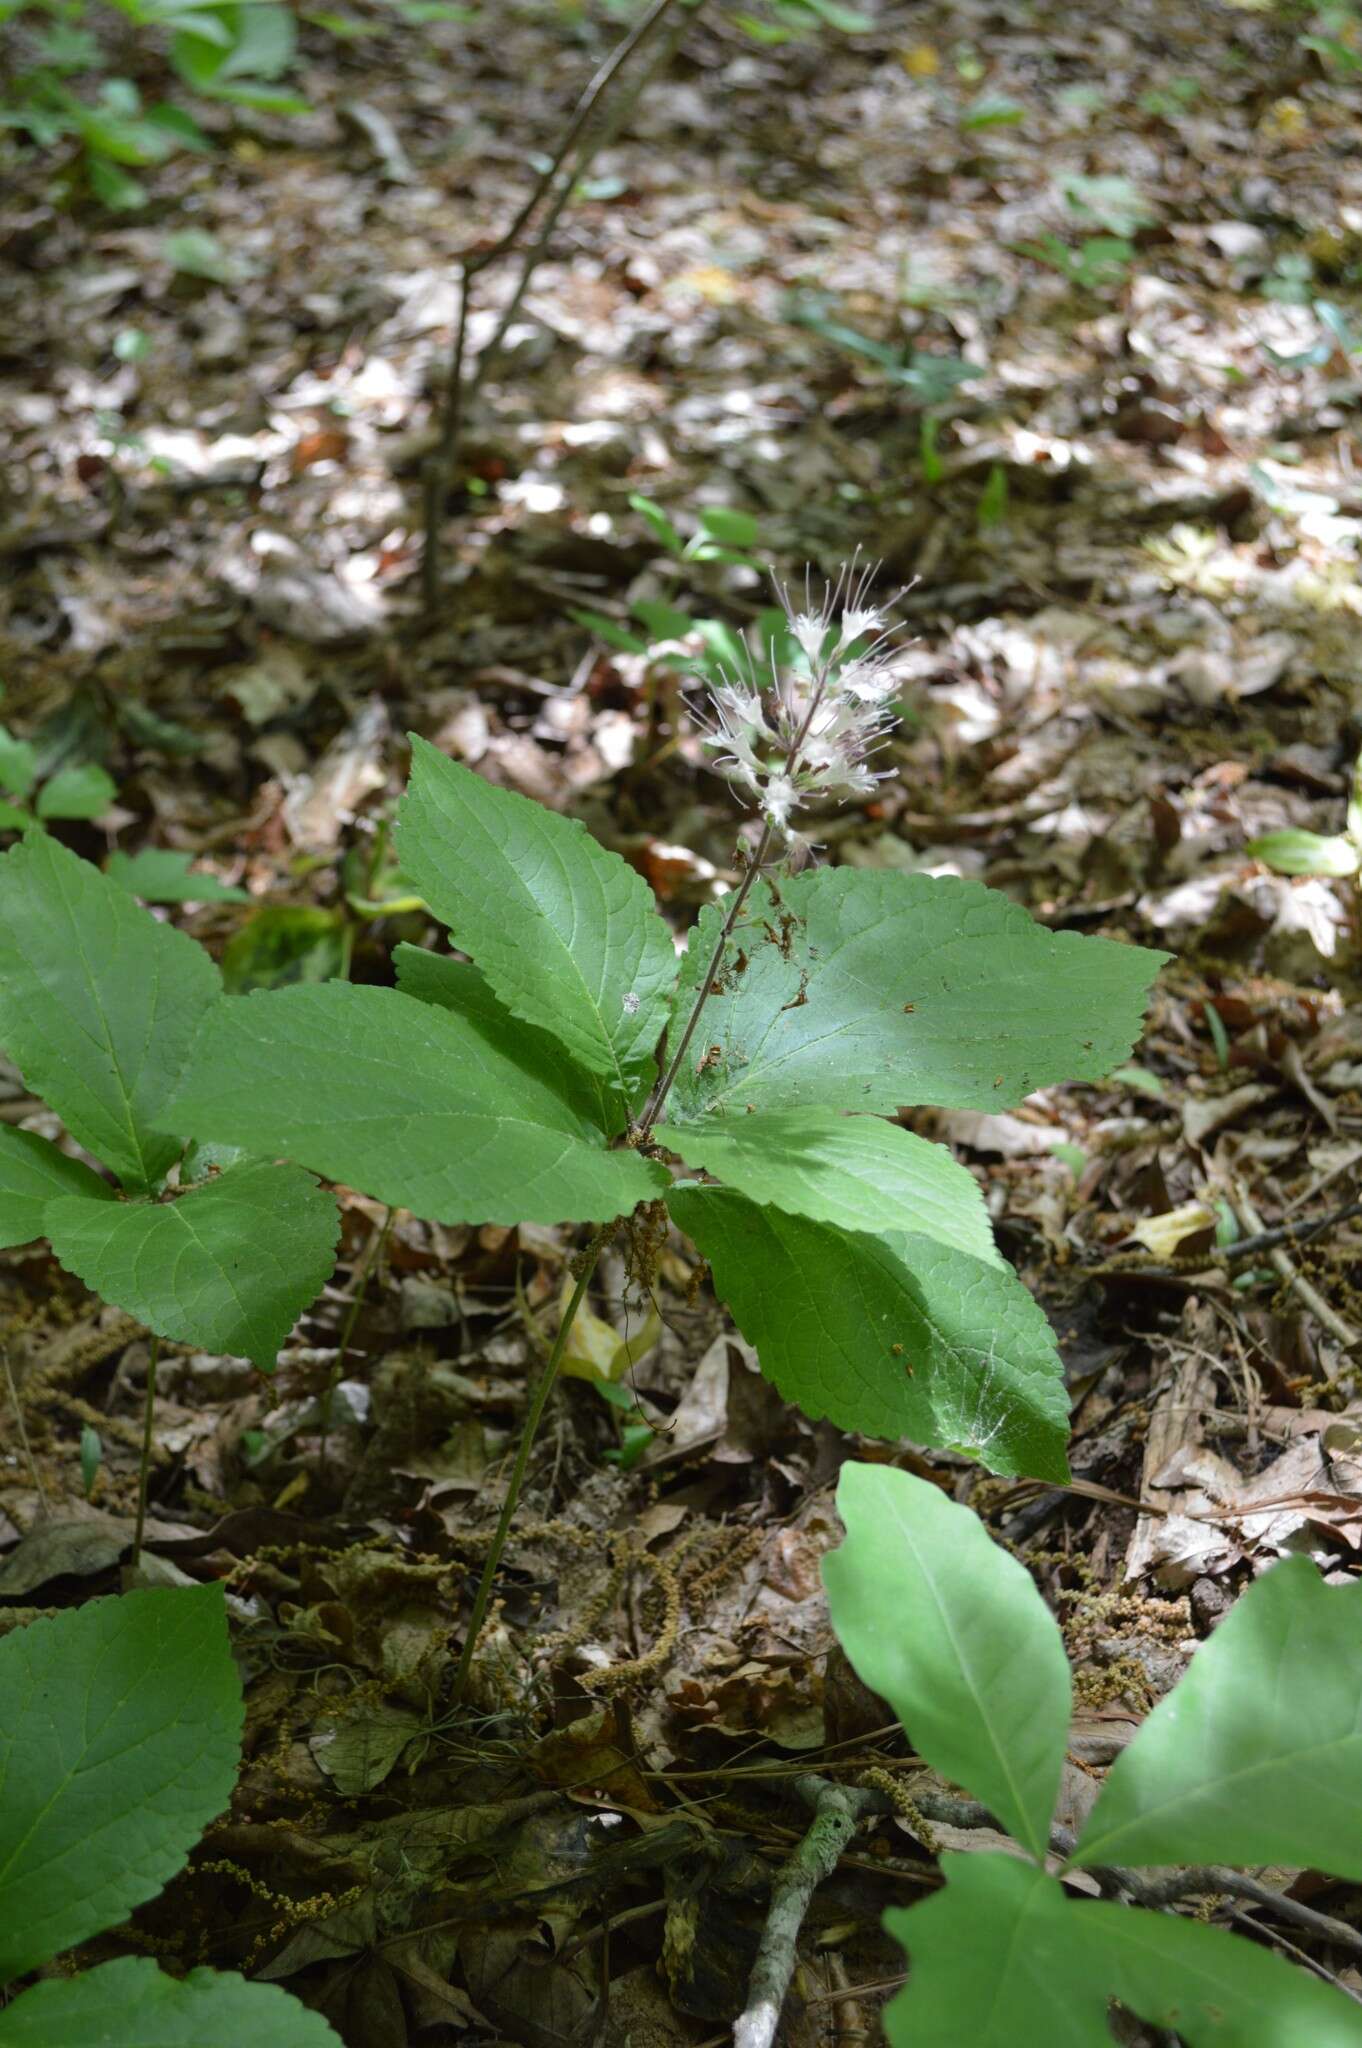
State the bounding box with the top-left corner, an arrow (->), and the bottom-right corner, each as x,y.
701,563 -> 904,842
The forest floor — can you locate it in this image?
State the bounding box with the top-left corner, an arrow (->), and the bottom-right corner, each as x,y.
3,0 -> 1362,2041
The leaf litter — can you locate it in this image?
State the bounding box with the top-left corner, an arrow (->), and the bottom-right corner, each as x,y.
3,0 -> 1362,2038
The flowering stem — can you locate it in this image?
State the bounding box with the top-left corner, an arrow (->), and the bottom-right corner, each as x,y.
638,818 -> 773,1137
638,646 -> 839,1140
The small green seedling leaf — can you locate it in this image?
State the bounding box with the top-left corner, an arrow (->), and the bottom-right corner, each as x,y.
1073,1556 -> 1362,1878
0,1955 -> 343,2045
666,871 -> 1167,1123
45,1161 -> 338,1370
1248,828 -> 1360,878
694,506 -> 761,549
107,848 -> 251,903
656,1109 -> 999,1265
163,984 -> 669,1226
568,607 -> 649,655
960,93 -> 1026,129
627,492 -> 686,555
395,739 -> 676,1114
0,1585 -> 242,1981
0,730 -> 37,799
0,1125 -> 112,1250
668,1187 -> 1070,1479
884,1852 -> 1362,2047
0,835 -> 220,1190
34,763 -> 117,821
163,228 -> 253,284
825,1465 -> 1071,1858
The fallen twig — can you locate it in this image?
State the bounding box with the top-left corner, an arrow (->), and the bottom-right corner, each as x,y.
734,1774 -> 876,2048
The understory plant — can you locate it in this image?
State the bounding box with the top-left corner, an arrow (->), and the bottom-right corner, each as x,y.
132,573 -> 1168,1687
825,1462 -> 1362,2046
1249,742 -> 1362,884
0,829 -> 338,1539
0,1582 -> 338,2043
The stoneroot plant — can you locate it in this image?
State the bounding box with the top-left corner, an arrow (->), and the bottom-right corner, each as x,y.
0,1583 -> 339,2044
824,1462 -> 1362,2046
0,573 -> 1164,1687
153,572 -> 1164,1684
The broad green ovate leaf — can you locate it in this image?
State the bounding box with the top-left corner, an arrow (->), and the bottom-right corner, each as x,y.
163,984 -> 668,1226
655,1110 -> 999,1264
395,738 -> 676,1111
1089,1894 -> 1362,2046
0,1125 -> 112,1250
394,943 -> 618,1134
1074,1556 -> 1362,1877
0,1958 -> 342,2046
667,1187 -> 1070,1479
0,835 -> 220,1190
884,1854 -> 1362,2048
0,1585 -> 242,1981
45,1162 -> 338,1371
825,1464 -> 1070,1858
883,1855 -> 1112,2047
666,870 -> 1167,1123
34,763 -> 118,822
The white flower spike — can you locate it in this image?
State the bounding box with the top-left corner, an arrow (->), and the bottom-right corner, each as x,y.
700,559 -> 906,843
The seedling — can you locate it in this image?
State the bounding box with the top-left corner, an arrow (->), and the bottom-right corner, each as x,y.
0,1584 -> 339,2043
825,1461 -> 1362,2046
0,719 -> 116,830
1249,743 -> 1362,882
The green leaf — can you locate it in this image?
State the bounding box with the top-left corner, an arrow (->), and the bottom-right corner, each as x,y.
568,607 -> 649,655
961,93 -> 1026,129
107,848 -> 251,904
825,1464 -> 1070,1858
0,729 -> 37,799
0,1585 -> 242,1981
34,763 -> 117,820
0,1125 -> 112,1250
695,506 -> 760,548
222,906 -> 350,991
163,984 -> 669,1226
883,1852 -> 1362,2048
0,1957 -> 342,2046
1060,172 -> 1154,237
1073,1556 -> 1362,1878
395,738 -> 675,1113
883,1855 -> 1106,2047
631,598 -> 695,642
667,1186 -> 1070,1479
665,871 -> 1167,1124
171,1 -> 295,88
656,1110 -> 999,1266
0,834 -> 220,1190
393,943 -> 616,1133
1248,828 -> 1360,878
45,1161 -> 338,1370
163,228 -> 253,285
627,492 -> 685,555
